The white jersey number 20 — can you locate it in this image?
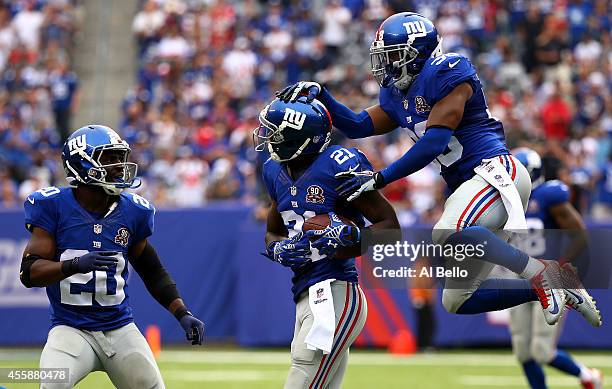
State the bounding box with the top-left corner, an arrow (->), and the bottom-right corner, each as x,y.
59,249 -> 126,306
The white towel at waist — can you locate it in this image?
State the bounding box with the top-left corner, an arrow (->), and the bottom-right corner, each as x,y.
305,278 -> 336,354
473,157 -> 527,231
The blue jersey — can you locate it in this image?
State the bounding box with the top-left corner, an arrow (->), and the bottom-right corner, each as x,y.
262,146 -> 369,301
520,180 -> 569,258
23,187 -> 155,331
379,53 -> 509,191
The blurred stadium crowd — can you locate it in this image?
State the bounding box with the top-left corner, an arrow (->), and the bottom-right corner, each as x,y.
0,0 -> 611,222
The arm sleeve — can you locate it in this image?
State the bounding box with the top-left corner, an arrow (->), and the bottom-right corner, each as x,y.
131,242 -> 181,309
380,126 -> 453,185
318,88 -> 376,139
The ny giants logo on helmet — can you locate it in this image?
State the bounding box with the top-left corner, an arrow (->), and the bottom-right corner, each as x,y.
280,108 -> 306,131
68,134 -> 87,156
403,20 -> 427,40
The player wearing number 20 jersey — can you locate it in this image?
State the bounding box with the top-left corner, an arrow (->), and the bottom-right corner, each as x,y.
24,186 -> 153,330
20,125 -> 204,389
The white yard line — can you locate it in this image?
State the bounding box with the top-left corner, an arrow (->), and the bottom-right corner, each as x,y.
459,375 -> 579,387
156,350 -> 612,368
1,349 -> 611,369
162,369 -> 287,382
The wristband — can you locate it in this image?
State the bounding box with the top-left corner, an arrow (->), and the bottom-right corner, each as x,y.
174,307 -> 192,321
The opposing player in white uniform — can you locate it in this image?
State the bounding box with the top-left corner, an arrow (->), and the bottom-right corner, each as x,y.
509,148 -> 603,389
20,125 -> 204,389
277,12 -> 600,327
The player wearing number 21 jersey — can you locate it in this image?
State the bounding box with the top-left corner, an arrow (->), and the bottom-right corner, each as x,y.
20,125 -> 204,389
255,97 -> 399,388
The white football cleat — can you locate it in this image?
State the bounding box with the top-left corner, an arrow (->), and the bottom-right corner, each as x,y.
530,260 -> 566,325
562,263 -> 602,327
581,368 -> 603,389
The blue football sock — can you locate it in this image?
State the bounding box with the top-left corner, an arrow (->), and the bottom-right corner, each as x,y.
446,226 -> 529,274
455,278 -> 538,314
522,360 -> 547,389
549,350 -> 581,377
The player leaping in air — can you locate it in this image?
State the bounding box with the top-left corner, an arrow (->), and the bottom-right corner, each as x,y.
276,12 -> 601,327
20,125 -> 204,389
255,97 -> 399,388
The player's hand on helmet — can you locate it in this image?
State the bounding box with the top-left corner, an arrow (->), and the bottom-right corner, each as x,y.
276,81 -> 321,103
66,251 -> 118,274
306,212 -> 360,257
177,310 -> 205,345
335,165 -> 386,201
263,232 -> 312,268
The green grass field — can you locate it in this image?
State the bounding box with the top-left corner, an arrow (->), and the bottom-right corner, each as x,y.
0,348 -> 610,388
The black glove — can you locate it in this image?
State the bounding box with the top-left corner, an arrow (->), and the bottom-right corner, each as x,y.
176,309 -> 205,345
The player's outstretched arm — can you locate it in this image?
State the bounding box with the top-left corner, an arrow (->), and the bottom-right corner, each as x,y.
550,202 -> 588,263
339,82 -> 475,201
276,81 -> 398,137
380,82 -> 474,184
129,239 -> 205,345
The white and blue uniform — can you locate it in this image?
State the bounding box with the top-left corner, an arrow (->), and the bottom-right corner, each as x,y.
25,187 -> 164,389
263,145 -> 368,389
381,53 -> 532,312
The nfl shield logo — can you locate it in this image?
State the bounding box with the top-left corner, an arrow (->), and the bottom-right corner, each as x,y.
93,224 -> 102,234
290,186 -> 297,196
403,99 -> 409,110
316,288 -> 324,299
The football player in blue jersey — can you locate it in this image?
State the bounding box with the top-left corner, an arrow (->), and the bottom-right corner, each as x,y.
19,125 -> 204,389
276,12 -> 600,328
255,97 -> 399,388
509,148 -> 603,389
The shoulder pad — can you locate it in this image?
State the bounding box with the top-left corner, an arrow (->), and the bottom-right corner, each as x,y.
123,192 -> 155,213
542,180 -> 569,205
422,53 -> 477,102
26,187 -> 62,203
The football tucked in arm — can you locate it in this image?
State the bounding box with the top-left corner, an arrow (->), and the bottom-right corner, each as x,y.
302,214 -> 358,260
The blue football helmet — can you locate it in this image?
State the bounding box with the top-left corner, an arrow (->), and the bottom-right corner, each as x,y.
254,97 -> 332,162
61,125 -> 140,195
513,147 -> 543,183
370,12 -> 442,90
